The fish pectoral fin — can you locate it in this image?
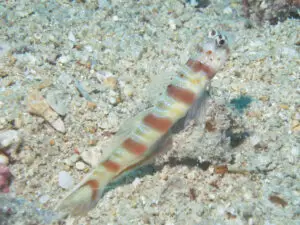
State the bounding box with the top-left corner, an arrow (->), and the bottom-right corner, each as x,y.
172,89 -> 210,134
190,89 -> 209,128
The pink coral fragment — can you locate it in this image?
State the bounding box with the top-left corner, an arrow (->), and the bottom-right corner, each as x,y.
0,164 -> 11,193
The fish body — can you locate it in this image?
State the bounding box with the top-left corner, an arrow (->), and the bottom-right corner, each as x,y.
56,30 -> 230,216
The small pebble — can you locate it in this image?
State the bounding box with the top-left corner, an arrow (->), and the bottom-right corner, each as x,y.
68,31 -> 76,42
87,127 -> 97,134
132,178 -> 141,188
63,165 -> 71,171
292,124 -> 300,133
64,154 -> 80,166
39,195 -> 50,204
168,19 -> 176,30
250,135 -> 262,148
223,6 -> 233,15
159,173 -> 168,181
0,154 -> 9,165
75,161 -> 86,171
103,76 -> 118,89
85,45 -> 93,52
49,139 -> 55,146
88,139 -> 97,146
22,152 -> 35,165
13,117 -> 23,129
259,96 -> 269,102
70,154 -> 80,163
87,101 -> 97,110
214,165 -> 228,174
294,112 -> 300,120
291,146 -> 299,157
109,97 -> 117,105
58,171 -> 73,189
123,85 -> 134,97
187,170 -> 197,180
58,55 -> 71,64
287,146 -> 299,164
279,104 -> 289,110
112,15 -> 119,21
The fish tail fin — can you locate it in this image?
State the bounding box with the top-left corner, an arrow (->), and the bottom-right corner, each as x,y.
55,168 -> 114,216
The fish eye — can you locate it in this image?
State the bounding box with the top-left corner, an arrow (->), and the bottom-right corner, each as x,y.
208,29 -> 219,38
215,34 -> 227,47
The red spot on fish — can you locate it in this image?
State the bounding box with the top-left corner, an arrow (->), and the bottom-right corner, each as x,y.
143,114 -> 172,133
186,59 -> 215,79
84,180 -> 99,201
102,160 -> 120,172
122,138 -> 148,155
167,84 -> 196,105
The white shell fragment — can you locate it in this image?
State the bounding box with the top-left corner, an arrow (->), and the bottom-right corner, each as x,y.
0,153 -> 9,165
75,161 -> 86,171
68,31 -> 76,42
39,195 -> 50,204
0,130 -> 21,153
58,171 -> 74,189
27,90 -> 66,133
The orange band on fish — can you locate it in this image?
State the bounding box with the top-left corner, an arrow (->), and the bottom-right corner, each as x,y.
102,160 -> 120,172
143,113 -> 172,133
186,59 -> 215,79
167,84 -> 196,105
122,138 -> 148,155
84,180 -> 99,201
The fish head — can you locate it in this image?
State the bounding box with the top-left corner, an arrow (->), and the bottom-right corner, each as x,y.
196,29 -> 230,76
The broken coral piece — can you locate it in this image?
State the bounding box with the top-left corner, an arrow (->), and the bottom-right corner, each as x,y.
27,90 -> 66,133
0,164 -> 11,193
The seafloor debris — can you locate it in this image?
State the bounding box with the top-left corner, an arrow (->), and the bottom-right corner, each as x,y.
269,194 -> 288,208
27,90 -> 66,133
186,0 -> 211,8
0,195 -> 60,224
214,165 -> 229,175
242,0 -> 299,25
291,110 -> 300,134
225,119 -> 249,148
0,130 -> 21,193
230,95 -> 252,114
0,130 -> 21,154
0,164 -> 11,193
75,161 -> 86,171
75,80 -> 93,102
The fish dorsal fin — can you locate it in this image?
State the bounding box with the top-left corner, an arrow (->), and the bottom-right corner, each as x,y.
145,70 -> 177,105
